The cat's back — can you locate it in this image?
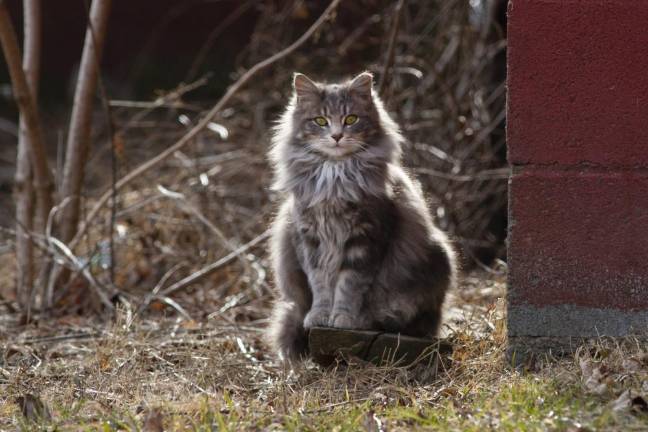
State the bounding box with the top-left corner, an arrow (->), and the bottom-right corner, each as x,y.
384,163 -> 457,274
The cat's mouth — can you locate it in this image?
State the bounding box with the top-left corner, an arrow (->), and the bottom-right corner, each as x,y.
320,146 -> 356,160
314,140 -> 362,159
319,145 -> 355,159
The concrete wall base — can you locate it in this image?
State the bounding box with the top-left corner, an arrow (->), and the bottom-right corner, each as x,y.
509,305 -> 648,338
508,334 -> 648,368
508,305 -> 648,367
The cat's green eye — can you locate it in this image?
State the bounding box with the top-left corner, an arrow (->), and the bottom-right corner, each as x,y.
344,114 -> 359,125
314,117 -> 328,126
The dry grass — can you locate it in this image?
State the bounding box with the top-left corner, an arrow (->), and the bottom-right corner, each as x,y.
1,271 -> 648,430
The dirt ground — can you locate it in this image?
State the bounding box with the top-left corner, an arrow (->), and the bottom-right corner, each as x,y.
2,267 -> 648,430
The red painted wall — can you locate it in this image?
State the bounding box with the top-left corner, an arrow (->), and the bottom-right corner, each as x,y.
507,0 -> 648,339
508,0 -> 648,168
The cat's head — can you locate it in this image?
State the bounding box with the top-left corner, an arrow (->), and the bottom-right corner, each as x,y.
288,72 -> 396,160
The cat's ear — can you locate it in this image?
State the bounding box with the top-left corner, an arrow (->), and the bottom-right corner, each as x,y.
293,73 -> 319,101
349,72 -> 374,99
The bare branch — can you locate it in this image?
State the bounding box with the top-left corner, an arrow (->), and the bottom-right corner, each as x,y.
43,198 -> 115,310
156,185 -> 247,260
159,229 -> 271,298
20,0 -> 40,99
0,217 -> 114,312
14,0 -> 41,313
378,0 -> 405,96
68,0 -> 342,251
118,74 -> 211,135
58,0 -> 112,245
0,0 -> 53,233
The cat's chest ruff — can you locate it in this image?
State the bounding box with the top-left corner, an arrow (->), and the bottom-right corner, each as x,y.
296,203 -> 355,247
293,157 -> 381,206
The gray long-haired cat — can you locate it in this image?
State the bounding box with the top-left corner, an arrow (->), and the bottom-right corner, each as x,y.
268,72 -> 457,361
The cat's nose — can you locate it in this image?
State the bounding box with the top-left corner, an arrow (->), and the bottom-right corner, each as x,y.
331,132 -> 343,142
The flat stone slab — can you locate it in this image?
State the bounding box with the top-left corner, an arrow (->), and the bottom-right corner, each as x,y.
308,327 -> 452,367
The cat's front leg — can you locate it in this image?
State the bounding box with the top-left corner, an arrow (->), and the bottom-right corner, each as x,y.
303,273 -> 333,329
303,305 -> 330,329
329,226 -> 385,329
329,269 -> 373,329
297,227 -> 333,329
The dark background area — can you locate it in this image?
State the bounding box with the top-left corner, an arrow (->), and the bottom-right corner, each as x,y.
1,0 -> 259,105
0,0 -> 508,283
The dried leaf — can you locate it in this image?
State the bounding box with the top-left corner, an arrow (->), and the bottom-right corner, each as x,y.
180,319 -> 200,330
292,1 -> 309,19
97,351 -> 112,372
150,300 -> 166,311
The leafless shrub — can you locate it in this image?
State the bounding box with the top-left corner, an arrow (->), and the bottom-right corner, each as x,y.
1,0 -> 506,318
231,0 -> 508,264
13,0 -> 41,312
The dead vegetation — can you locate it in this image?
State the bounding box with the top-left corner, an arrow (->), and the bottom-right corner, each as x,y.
0,0 -> 508,318
3,272 -> 507,429
2,0 -> 644,430
2,272 -> 648,430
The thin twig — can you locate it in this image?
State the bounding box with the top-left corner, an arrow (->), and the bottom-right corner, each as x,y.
45,199 -> 115,310
108,100 -> 198,110
337,14 -> 381,56
20,332 -> 101,344
0,220 -> 114,312
378,0 -> 406,96
136,262 -> 187,316
156,185 -> 250,275
154,296 -> 193,321
157,185 -> 235,252
149,350 -> 216,397
68,0 -> 342,252
160,229 -> 271,297
117,74 -> 211,134
184,0 -> 254,83
0,0 -> 53,237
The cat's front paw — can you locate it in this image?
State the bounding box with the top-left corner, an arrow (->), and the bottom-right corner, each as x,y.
303,307 -> 330,329
329,312 -> 358,329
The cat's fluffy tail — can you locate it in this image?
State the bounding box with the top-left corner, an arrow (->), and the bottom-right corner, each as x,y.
268,300 -> 308,362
